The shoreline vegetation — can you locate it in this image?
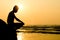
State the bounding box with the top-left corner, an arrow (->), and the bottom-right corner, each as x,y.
16,25 -> 60,34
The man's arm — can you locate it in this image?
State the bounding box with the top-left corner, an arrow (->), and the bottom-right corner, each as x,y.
14,15 -> 24,23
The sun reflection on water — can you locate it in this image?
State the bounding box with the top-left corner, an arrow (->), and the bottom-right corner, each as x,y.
17,32 -> 23,40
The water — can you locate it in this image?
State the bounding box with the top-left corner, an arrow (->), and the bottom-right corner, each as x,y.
17,32 -> 60,40
17,26 -> 60,40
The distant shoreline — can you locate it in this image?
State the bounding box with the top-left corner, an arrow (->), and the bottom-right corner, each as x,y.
16,26 -> 60,34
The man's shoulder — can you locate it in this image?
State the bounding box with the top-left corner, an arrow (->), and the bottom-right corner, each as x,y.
9,11 -> 14,14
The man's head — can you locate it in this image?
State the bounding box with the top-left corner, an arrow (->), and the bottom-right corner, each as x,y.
13,5 -> 19,13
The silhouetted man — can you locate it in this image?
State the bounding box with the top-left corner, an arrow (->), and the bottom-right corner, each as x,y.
7,5 -> 24,29
7,5 -> 24,40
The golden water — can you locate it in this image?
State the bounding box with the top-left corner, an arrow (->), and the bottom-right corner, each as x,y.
17,32 -> 60,40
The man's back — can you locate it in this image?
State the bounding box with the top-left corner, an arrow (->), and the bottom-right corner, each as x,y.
7,11 -> 15,24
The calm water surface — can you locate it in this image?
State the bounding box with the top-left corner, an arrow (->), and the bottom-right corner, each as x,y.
17,32 -> 60,40
17,26 -> 60,40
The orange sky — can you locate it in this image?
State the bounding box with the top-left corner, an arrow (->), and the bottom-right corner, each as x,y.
0,0 -> 60,26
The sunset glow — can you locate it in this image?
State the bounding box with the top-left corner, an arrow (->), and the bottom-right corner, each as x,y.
17,3 -> 24,11
0,0 -> 60,26
0,0 -> 60,40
